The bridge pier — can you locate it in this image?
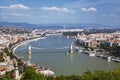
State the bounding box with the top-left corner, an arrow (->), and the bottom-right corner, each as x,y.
28,45 -> 31,62
69,44 -> 73,53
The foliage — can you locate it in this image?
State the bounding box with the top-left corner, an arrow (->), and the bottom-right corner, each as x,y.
3,47 -> 9,56
0,76 -> 13,80
0,53 -> 5,62
46,69 -> 120,80
18,59 -> 24,66
1,69 -> 120,80
100,43 -> 117,55
3,47 -> 17,59
21,66 -> 47,80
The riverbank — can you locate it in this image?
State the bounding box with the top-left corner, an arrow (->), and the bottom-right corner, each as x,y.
46,33 -> 63,37
8,36 -> 47,66
74,41 -> 120,63
12,37 -> 46,53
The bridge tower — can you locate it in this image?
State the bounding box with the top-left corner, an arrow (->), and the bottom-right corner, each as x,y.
69,44 -> 73,53
28,45 -> 31,62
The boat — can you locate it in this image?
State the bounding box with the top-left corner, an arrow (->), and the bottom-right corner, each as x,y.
101,55 -> 108,60
96,54 -> 101,57
76,49 -> 83,53
89,51 -> 96,57
89,53 -> 95,56
111,58 -> 120,62
78,49 -> 83,53
75,47 -> 84,53
83,50 -> 89,54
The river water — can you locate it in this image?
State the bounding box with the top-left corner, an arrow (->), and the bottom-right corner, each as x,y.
15,34 -> 120,75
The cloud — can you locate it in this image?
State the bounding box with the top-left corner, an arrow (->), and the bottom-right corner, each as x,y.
81,7 -> 97,12
41,6 -> 74,13
0,4 -> 30,10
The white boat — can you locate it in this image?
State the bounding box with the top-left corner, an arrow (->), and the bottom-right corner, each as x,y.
89,53 -> 95,56
89,52 -> 96,57
111,58 -> 120,62
75,47 -> 84,53
78,49 -> 83,53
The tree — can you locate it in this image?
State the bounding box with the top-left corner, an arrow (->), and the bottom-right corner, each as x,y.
3,47 -> 9,56
81,70 -> 93,80
107,69 -> 120,80
93,70 -> 108,80
21,66 -> 47,80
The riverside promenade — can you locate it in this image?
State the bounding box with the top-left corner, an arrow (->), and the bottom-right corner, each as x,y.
12,37 -> 46,53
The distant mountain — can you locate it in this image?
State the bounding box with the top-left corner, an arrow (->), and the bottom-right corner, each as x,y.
0,21 -> 36,29
0,21 -> 119,29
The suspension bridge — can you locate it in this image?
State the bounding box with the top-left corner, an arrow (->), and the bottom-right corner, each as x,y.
16,45 -> 71,53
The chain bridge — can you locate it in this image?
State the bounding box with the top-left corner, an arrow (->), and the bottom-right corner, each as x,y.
16,45 -> 70,53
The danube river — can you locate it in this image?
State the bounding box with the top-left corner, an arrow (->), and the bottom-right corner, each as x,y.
15,34 -> 120,75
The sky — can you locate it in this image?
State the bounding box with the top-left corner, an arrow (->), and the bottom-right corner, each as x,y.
0,0 -> 120,26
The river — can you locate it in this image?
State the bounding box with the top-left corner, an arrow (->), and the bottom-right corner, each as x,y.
15,34 -> 120,75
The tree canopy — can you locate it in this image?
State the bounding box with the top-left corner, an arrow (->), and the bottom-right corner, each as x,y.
21,66 -> 46,80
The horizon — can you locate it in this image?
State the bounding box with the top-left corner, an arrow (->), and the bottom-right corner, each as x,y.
0,0 -> 120,26
0,21 -> 119,26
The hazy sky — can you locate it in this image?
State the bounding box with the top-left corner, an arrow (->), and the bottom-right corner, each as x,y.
0,0 -> 120,26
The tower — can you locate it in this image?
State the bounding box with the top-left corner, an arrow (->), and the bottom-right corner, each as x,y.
28,45 -> 31,62
14,61 -> 19,80
77,33 -> 80,38
28,45 -> 31,55
69,44 -> 73,53
81,32 -> 85,37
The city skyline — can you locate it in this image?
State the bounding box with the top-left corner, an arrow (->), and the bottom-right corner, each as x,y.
0,0 -> 120,26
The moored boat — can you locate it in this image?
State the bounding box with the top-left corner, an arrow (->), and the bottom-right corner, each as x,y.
111,58 -> 120,62
89,53 -> 95,57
